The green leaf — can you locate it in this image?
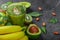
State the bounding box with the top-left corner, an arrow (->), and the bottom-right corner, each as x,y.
28,12 -> 42,17
0,14 -> 2,17
3,16 -> 8,21
0,22 -> 3,24
41,27 -> 47,34
6,22 -> 12,26
6,2 -> 13,5
49,18 -> 58,24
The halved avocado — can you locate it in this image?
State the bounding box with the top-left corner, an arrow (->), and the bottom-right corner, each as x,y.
0,12 -> 7,26
26,24 -> 41,39
25,14 -> 32,23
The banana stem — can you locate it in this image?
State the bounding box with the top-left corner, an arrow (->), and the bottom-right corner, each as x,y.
21,27 -> 27,32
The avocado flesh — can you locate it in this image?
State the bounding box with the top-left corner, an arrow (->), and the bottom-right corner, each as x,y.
27,24 -> 41,39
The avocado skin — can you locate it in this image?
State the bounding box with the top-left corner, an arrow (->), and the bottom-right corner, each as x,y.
26,33 -> 41,39
26,24 -> 41,39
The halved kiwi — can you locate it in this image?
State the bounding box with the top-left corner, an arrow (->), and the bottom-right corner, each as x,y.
25,14 -> 32,23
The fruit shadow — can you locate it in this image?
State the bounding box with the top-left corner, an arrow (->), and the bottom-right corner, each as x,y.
26,8 -> 33,13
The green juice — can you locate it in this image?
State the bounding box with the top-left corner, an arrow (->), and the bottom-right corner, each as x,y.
7,5 -> 26,26
10,14 -> 25,26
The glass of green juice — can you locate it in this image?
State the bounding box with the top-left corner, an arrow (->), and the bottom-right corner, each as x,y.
7,5 -> 26,26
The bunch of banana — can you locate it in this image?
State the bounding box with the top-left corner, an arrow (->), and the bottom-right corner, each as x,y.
19,36 -> 28,40
0,25 -> 28,40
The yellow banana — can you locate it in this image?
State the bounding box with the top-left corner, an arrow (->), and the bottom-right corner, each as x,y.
19,36 -> 28,40
0,26 -> 23,34
0,31 -> 25,40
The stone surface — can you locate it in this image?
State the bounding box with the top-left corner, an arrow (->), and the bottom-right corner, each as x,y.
0,0 -> 60,40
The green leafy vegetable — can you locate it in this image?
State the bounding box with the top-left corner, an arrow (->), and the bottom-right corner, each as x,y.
6,22 -> 12,26
3,16 -> 8,21
28,12 -> 42,17
0,22 -> 3,24
49,18 -> 58,24
0,14 -> 2,17
41,27 -> 47,34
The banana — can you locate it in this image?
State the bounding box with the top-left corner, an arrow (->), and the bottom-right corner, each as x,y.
0,31 -> 25,40
19,36 -> 28,40
0,26 -> 23,34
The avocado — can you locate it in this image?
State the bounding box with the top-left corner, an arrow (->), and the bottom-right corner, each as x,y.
26,24 -> 41,39
25,14 -> 32,23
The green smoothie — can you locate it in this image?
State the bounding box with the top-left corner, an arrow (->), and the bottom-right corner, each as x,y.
7,5 -> 26,26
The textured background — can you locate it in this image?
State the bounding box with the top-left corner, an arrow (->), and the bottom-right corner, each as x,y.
0,0 -> 60,40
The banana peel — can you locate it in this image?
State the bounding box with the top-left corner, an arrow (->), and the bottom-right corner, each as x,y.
0,26 -> 25,34
19,36 -> 28,40
0,31 -> 25,40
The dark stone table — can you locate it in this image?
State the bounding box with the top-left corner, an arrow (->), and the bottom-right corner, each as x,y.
0,0 -> 60,40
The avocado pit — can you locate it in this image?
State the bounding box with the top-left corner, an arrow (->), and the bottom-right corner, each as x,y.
29,26 -> 39,33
